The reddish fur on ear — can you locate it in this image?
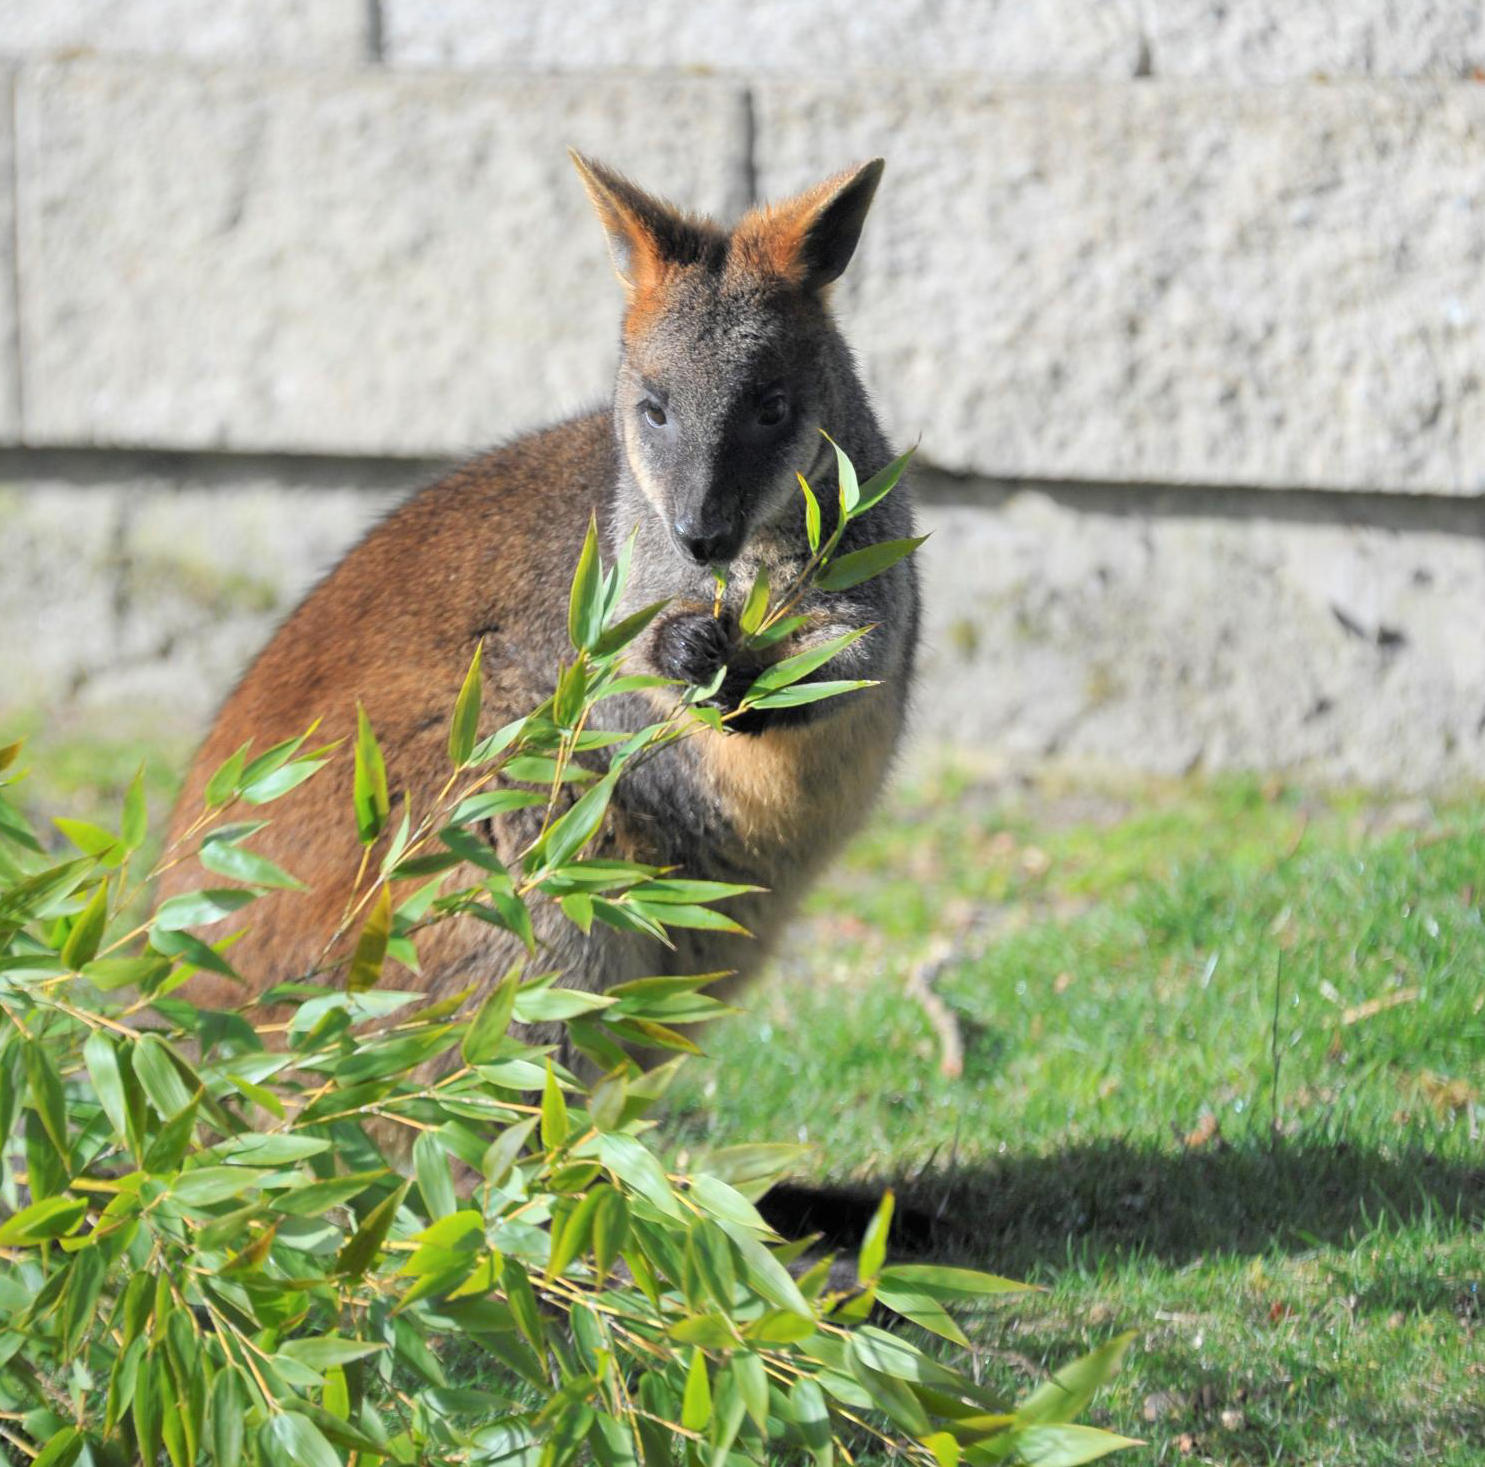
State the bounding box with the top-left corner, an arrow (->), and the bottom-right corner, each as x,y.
569,150 -> 723,300
729,159 -> 885,291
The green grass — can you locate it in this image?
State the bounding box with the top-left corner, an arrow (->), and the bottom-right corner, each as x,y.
11,727 -> 1483,1462
659,766 -> 1485,1466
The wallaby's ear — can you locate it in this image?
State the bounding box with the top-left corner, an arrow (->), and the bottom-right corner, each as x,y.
733,159 -> 885,292
569,150 -> 712,292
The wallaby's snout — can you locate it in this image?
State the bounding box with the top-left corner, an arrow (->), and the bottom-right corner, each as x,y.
671,502 -> 741,567
571,151 -> 884,567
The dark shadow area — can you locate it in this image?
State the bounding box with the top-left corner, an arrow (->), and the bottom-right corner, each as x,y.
760,1139 -> 1485,1278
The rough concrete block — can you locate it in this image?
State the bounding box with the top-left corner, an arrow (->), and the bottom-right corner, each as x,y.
756,79 -> 1485,496
913,481 -> 1485,788
1148,3 -> 1485,80
16,63 -> 749,455
0,70 -> 17,444
0,1 -> 369,65
0,459 -> 412,737
382,0 -> 1144,77
0,480 -> 124,715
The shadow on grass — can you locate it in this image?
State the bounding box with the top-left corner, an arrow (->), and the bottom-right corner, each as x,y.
759,1138 -> 1485,1277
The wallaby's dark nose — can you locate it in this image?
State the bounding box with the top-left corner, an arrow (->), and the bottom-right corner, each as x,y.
673,515 -> 740,567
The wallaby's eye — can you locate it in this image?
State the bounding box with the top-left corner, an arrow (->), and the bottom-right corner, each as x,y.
757,392 -> 789,428
642,401 -> 668,428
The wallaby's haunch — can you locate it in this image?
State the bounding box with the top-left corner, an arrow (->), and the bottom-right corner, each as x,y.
160,154 -> 919,1042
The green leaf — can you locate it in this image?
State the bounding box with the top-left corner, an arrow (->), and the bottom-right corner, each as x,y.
54,817 -> 121,861
261,1411 -> 343,1467
855,445 -> 916,516
143,1095 -> 200,1173
0,1194 -> 85,1243
541,1061 -> 570,1149
450,643 -> 483,767
414,1130 -> 457,1219
209,1368 -> 245,1467
815,535 -> 928,592
461,967 -> 520,1063
121,764 -> 149,851
347,885 -> 392,991
32,1427 -> 82,1467
875,1284 -> 969,1347
449,788 -> 547,825
148,926 -> 240,981
858,1188 -> 893,1282
1012,1425 -> 1144,1466
681,1347 -> 712,1433
594,1132 -> 684,1219
594,597 -> 669,657
279,1335 -> 387,1370
482,1115 -> 537,1187
549,1183 -> 608,1279
82,953 -> 170,991
591,1185 -> 629,1277
923,1433 -> 961,1467
798,473 -> 822,553
537,767 -> 620,872
1016,1332 -> 1136,1428
25,1044 -> 68,1155
199,836 -> 304,890
152,886 -> 257,930
734,1351 -> 769,1431
716,1218 -> 813,1320
501,1255 -> 547,1357
878,1263 -> 1033,1299
744,679 -> 875,710
335,1181 -> 409,1279
569,514 -> 605,651
61,877 -> 109,969
83,1031 -> 129,1140
739,565 -> 771,636
242,756 -> 329,805
790,1377 -> 833,1466
744,625 -> 871,696
204,743 -> 250,807
824,430 -> 859,518
353,703 -> 390,844
133,1034 -> 198,1116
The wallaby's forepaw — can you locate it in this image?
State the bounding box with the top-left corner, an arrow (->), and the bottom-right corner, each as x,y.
652,610 -> 734,691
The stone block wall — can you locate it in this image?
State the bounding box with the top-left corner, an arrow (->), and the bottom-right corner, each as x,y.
2,2 -> 1484,787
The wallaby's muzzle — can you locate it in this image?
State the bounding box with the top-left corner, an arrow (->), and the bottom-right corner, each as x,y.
672,511 -> 742,567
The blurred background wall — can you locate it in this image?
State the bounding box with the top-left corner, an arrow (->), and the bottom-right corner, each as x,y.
2,1 -> 1485,787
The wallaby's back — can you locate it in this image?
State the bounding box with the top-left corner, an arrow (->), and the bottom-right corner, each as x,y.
163,413 -> 616,1005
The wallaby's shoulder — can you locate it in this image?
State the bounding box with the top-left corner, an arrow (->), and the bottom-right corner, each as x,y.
360,407 -> 617,590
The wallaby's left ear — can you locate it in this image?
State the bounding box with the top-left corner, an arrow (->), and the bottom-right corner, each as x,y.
734,159 -> 885,291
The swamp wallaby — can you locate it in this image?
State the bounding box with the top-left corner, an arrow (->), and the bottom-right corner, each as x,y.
159,154 -> 919,1040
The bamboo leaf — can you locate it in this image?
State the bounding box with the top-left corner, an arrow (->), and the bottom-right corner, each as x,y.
449,643 -> 483,767
353,704 -> 390,844
739,565 -> 771,636
854,444 -> 916,516
569,514 -> 605,651
61,877 -> 109,969
347,885 -> 392,992
858,1189 -> 893,1282
815,535 -> 928,592
799,473 -> 822,553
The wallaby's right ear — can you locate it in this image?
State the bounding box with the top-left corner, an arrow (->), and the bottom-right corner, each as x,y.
570,151 -> 699,293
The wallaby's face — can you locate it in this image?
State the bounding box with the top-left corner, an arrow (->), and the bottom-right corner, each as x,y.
573,155 -> 884,567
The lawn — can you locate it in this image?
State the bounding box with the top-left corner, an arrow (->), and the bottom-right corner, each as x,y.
11,736 -> 1484,1464
658,765 -> 1485,1466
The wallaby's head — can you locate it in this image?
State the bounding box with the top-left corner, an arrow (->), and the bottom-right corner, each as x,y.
572,152 -> 884,568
